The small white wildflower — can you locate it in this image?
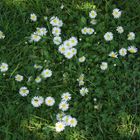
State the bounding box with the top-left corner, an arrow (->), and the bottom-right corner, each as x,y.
69,37 -> 78,47
62,115 -> 72,126
15,74 -> 23,82
0,63 -> 8,72
90,19 -> 97,25
64,49 -> 74,59
127,32 -> 135,40
58,44 -> 68,54
41,69 -> 52,78
116,26 -> 124,34
100,62 -> 108,70
109,51 -> 118,58
80,87 -> 88,96
52,27 -> 61,36
119,48 -> 127,56
89,10 -> 97,18
36,27 -> 47,36
30,13 -> 37,22
63,40 -> 73,49
112,8 -> 122,18
53,36 -> 62,45
45,97 -> 55,106
56,112 -> 65,121
19,87 -> 29,97
68,117 -> 78,127
35,76 -> 42,83
50,16 -> 63,27
104,32 -> 113,41
61,92 -> 71,101
71,48 -> 77,56
31,96 -> 44,107
55,122 -> 65,132
59,101 -> 69,111
79,56 -> 86,63
128,46 -> 138,53
31,33 -> 41,42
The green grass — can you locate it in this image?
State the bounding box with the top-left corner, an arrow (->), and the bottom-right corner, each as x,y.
0,0 -> 140,139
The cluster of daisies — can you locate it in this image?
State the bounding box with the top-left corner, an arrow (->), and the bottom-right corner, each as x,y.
100,8 -> 138,70
16,64 -> 77,132
58,37 -> 78,59
81,10 -> 97,35
18,68 -> 52,97
31,92 -> 77,132
49,16 -> 79,59
77,74 -> 89,96
55,92 -> 77,132
0,6 -> 139,133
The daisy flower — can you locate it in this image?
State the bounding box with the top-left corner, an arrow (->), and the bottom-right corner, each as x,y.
56,112 -> 65,121
116,26 -> 124,34
0,63 -> 8,72
69,37 -> 78,47
79,56 -> 86,63
100,62 -> 108,70
89,10 -> 97,18
71,48 -> 77,56
127,32 -> 135,40
58,44 -> 68,54
31,96 -> 44,107
50,16 -> 63,27
80,87 -> 89,96
41,69 -> 52,78
19,87 -> 29,97
15,74 -> 24,82
128,46 -> 138,53
52,27 -> 61,36
45,97 -> 55,106
104,32 -> 113,41
36,27 -> 47,36
55,122 -> 65,132
90,19 -> 97,25
31,33 -> 41,42
119,48 -> 127,56
35,76 -> 42,83
87,28 -> 94,35
59,101 -> 69,111
112,8 -> 122,18
53,36 -> 62,45
62,115 -> 72,126
81,27 -> 88,35
61,92 -> 71,101
30,13 -> 37,22
0,31 -> 5,39
63,40 -> 73,49
68,117 -> 78,127
64,50 -> 74,59
109,51 -> 118,58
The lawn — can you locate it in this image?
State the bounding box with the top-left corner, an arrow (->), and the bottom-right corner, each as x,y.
0,0 -> 140,139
